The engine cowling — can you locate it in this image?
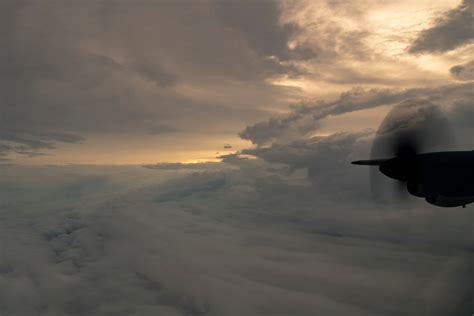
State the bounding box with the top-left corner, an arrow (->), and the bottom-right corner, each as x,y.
425,196 -> 474,208
379,157 -> 417,182
407,181 -> 424,197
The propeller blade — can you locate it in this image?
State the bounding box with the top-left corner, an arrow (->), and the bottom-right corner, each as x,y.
369,100 -> 457,204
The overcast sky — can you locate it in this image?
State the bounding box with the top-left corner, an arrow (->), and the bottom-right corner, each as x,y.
1,0 -> 473,164
2,1 -> 474,315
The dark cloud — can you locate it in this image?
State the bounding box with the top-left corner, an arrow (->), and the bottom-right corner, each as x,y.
146,124 -> 180,135
450,60 -> 474,80
0,129 -> 83,148
409,0 -> 474,53
0,0 -> 306,158
129,57 -> 180,88
0,144 -> 13,161
0,129 -> 84,160
215,0 -> 315,62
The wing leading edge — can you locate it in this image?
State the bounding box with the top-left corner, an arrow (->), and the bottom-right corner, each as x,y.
351,159 -> 388,166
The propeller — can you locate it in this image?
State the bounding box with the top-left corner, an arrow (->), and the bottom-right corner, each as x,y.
355,100 -> 474,315
368,100 -> 457,206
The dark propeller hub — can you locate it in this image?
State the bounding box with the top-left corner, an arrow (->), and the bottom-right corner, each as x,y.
379,156 -> 417,182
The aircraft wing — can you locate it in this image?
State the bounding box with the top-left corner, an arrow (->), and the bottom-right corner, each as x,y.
351,159 -> 389,166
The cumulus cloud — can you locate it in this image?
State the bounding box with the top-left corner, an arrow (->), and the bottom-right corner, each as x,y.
409,0 -> 474,53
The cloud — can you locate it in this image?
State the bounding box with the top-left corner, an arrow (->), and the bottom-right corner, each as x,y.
450,60 -> 474,80
0,0 -> 309,159
240,83 -> 474,146
145,124 -> 180,135
129,57 -> 180,88
239,131 -> 369,174
0,129 -> 84,161
2,117 -> 474,315
0,144 -> 12,162
237,98 -> 471,211
3,0 -> 470,162
2,2 -> 474,313
409,0 -> 474,53
215,0 -> 315,63
239,87 -> 417,146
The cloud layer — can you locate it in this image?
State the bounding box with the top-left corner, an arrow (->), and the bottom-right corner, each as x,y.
240,83 -> 474,146
2,0 -> 472,163
2,142 -> 474,315
0,0 -> 311,160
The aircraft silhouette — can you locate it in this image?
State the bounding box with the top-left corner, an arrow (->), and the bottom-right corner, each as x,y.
352,101 -> 473,208
353,150 -> 474,208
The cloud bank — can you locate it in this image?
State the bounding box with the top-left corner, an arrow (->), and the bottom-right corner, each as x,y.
2,139 -> 474,315
240,83 -> 474,146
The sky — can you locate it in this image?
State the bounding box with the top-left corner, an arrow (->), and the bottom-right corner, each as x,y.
1,1 -> 474,315
1,0 -> 473,165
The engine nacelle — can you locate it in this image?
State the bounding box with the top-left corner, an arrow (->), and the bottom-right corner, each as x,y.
407,181 -> 425,197
425,196 -> 474,208
379,157 -> 417,182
